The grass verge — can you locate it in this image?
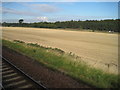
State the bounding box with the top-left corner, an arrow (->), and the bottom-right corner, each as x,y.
2,39 -> 119,88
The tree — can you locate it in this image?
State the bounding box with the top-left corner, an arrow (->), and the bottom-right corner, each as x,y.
19,19 -> 24,24
2,19 -> 119,32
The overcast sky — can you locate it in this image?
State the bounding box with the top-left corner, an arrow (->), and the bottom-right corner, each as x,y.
1,2 -> 118,23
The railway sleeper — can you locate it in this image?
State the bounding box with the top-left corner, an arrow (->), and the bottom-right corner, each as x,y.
2,58 -> 47,90
4,80 -> 27,88
3,76 -> 23,84
2,73 -> 18,79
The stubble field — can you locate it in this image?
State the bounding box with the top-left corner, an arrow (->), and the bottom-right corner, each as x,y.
2,27 -> 119,74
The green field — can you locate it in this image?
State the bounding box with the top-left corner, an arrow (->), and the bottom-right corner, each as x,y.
2,39 -> 119,88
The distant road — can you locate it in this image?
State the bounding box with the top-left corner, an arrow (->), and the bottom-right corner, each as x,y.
2,27 -> 119,74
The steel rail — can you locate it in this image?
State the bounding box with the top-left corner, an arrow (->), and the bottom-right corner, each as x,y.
1,56 -> 48,90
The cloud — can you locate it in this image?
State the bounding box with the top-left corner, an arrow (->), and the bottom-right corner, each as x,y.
2,2 -> 59,17
25,4 -> 60,13
37,16 -> 48,21
43,15 -> 117,22
2,7 -> 39,16
2,15 -> 117,23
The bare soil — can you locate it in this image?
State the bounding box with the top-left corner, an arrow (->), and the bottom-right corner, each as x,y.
2,46 -> 92,88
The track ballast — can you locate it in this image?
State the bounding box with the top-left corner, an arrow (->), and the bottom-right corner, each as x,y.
2,57 -> 47,90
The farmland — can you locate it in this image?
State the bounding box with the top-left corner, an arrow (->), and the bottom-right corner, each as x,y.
2,27 -> 119,74
2,39 -> 119,88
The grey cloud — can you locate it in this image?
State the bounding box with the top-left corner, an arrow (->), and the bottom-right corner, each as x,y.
2,7 -> 39,16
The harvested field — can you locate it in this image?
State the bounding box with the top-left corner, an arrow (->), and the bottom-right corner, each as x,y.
2,27 -> 119,74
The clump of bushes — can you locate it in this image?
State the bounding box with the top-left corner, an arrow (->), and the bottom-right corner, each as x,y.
27,43 -> 40,47
14,40 -> 25,43
27,43 -> 65,55
13,40 -> 80,59
54,48 -> 65,54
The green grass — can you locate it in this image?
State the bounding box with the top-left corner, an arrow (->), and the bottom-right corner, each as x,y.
2,39 -> 119,88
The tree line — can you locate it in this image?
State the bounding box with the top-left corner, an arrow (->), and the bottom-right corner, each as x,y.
2,19 -> 119,32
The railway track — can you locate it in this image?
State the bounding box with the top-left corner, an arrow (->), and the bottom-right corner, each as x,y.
1,56 -> 47,90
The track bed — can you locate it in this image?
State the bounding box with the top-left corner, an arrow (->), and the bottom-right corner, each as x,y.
2,57 -> 46,90
2,46 -> 92,88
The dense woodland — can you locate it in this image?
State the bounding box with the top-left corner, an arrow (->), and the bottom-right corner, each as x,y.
2,19 -> 119,32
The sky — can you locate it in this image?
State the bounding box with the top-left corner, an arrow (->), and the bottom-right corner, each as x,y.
2,0 -> 120,2
1,2 -> 119,23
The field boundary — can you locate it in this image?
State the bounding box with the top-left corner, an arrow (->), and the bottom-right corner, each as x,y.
2,39 -> 119,88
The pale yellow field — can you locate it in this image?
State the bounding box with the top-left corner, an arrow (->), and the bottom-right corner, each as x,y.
2,27 -> 119,74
